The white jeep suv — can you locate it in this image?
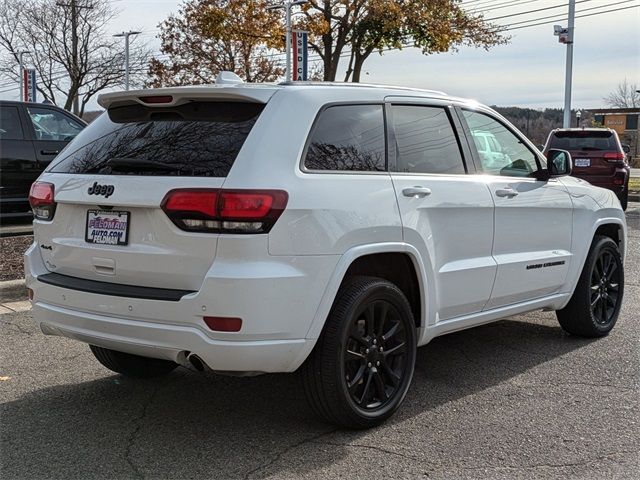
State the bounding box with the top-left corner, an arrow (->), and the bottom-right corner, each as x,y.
25,79 -> 627,428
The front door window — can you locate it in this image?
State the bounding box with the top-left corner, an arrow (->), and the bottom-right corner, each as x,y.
463,110 -> 539,177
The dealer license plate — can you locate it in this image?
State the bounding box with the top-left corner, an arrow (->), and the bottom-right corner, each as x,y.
85,210 -> 130,245
575,158 -> 590,167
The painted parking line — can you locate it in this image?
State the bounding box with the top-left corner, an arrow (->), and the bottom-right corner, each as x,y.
0,301 -> 32,313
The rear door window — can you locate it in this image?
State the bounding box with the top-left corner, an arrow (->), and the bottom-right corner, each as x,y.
548,131 -> 617,151
49,101 -> 264,177
391,105 -> 465,174
0,106 -> 25,140
303,104 -> 385,172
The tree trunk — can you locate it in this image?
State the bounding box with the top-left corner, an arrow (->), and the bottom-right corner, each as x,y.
322,0 -> 333,80
351,53 -> 366,82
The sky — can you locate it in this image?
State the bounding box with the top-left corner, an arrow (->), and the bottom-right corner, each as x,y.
3,0 -> 640,110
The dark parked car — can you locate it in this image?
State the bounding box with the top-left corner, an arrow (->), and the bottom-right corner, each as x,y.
543,128 -> 631,210
0,100 -> 86,220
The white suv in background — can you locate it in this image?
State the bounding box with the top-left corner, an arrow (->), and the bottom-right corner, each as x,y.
26,77 -> 627,428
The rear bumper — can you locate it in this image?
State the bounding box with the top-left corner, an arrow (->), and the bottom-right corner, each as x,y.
24,241 -> 339,373
33,301 -> 311,373
574,168 -> 630,195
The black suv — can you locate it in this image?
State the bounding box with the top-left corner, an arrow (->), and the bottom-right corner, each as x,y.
0,100 -> 86,220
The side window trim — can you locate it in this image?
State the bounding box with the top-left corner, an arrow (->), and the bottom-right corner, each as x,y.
385,102 -> 397,173
458,107 -> 544,177
447,104 -> 474,174
387,103 -> 470,175
299,101 -> 389,175
453,106 -> 482,173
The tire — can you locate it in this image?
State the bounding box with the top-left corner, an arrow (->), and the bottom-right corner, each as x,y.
90,345 -> 178,378
556,235 -> 624,337
301,276 -> 417,429
618,191 -> 628,211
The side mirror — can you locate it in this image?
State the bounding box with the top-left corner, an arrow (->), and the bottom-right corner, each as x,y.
546,149 -> 572,177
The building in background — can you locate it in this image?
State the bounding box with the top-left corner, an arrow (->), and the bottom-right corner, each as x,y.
588,108 -> 640,166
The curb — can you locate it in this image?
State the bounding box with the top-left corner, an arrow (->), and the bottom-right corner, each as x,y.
0,279 -> 27,303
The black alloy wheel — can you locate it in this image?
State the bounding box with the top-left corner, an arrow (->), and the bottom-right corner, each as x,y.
557,235 -> 624,337
344,300 -> 409,411
590,248 -> 621,325
302,276 -> 417,429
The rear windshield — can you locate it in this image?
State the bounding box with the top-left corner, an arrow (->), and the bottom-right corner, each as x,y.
49,101 -> 264,176
548,131 -> 617,151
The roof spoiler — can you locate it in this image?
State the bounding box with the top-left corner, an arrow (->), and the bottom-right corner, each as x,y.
98,74 -> 276,109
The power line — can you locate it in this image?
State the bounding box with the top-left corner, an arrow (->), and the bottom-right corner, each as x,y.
485,0 -> 593,22
499,0 -> 637,29
503,2 -> 639,30
467,0 -> 543,14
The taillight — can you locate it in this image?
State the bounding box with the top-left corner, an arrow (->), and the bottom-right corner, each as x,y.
161,189 -> 288,234
604,152 -> 625,163
29,182 -> 56,221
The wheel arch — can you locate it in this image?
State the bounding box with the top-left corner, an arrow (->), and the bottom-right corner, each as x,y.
558,216 -> 627,311
304,243 -> 432,343
594,221 -> 625,257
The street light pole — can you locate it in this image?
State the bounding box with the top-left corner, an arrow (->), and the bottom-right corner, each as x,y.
267,0 -> 307,82
113,31 -> 141,90
562,0 -> 576,128
17,50 -> 30,102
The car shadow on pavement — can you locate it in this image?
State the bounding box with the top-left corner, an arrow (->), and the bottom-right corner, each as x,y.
0,316 -> 596,479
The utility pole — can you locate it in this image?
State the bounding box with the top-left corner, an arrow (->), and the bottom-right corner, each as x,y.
17,50 -> 30,102
113,31 -> 141,90
56,0 -> 93,114
562,0 -> 576,128
266,0 -> 308,82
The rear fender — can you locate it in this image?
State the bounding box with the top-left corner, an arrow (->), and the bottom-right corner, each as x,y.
304,242 -> 433,346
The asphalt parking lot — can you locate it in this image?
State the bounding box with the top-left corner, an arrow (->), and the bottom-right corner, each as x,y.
1,204 -> 638,480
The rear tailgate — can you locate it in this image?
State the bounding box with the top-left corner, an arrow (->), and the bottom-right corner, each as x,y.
34,92 -> 274,291
34,175 -> 224,291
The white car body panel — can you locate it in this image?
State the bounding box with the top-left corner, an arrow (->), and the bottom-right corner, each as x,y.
483,176 -> 573,309
391,173 -> 496,321
25,83 -> 627,374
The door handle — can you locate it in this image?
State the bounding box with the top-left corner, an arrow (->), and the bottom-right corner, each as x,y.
40,150 -> 59,155
402,186 -> 432,198
495,188 -> 519,198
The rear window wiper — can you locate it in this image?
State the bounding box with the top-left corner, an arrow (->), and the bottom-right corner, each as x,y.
84,157 -> 179,174
106,157 -> 173,169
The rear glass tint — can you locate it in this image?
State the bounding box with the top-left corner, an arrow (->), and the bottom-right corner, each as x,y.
303,104 -> 386,172
49,101 -> 264,176
548,131 -> 617,151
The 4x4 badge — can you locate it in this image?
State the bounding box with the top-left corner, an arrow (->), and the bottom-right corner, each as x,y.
87,182 -> 114,198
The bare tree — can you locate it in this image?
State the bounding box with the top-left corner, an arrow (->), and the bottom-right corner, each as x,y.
0,0 -> 150,116
604,79 -> 640,109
